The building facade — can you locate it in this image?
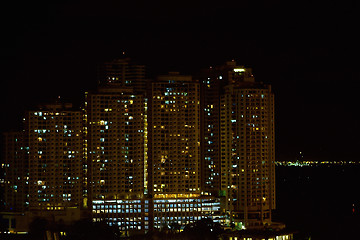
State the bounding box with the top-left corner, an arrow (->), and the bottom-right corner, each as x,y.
148,72 -> 201,196
97,58 -> 147,93
86,83 -> 149,234
198,62 -> 275,229
86,87 -> 147,201
91,196 -> 222,232
220,77 -> 275,229
198,61 -> 256,197
26,103 -> 84,211
2,132 -> 28,212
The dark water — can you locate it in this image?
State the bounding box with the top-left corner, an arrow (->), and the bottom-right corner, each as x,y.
274,165 -> 360,240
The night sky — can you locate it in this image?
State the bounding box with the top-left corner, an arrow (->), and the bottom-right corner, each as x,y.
1,1 -> 360,162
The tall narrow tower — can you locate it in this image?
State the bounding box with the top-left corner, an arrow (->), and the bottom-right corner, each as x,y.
86,59 -> 149,232
27,103 -> 84,210
220,68 -> 275,229
198,61 -> 256,196
86,88 -> 147,201
148,72 -> 201,197
2,131 -> 28,212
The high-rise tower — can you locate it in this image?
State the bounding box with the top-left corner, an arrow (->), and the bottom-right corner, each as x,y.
2,131 -> 28,212
97,58 -> 147,93
88,58 -> 149,202
146,72 -> 222,229
198,61 -> 256,196
26,103 -> 84,210
86,88 -> 147,201
220,69 -> 275,229
86,71 -> 150,232
148,72 -> 201,197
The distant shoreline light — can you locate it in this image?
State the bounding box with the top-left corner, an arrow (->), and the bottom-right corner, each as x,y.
275,160 -> 360,167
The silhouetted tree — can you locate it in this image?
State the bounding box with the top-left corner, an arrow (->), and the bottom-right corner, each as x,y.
28,217 -> 49,240
65,219 -> 121,240
183,218 -> 224,240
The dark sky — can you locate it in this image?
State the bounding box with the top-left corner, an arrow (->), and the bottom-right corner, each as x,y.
1,1 -> 360,161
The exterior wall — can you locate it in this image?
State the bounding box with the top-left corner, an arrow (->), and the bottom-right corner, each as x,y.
153,196 -> 222,228
2,132 -> 28,212
91,196 -> 222,233
98,58 -> 147,93
220,83 -> 275,229
27,104 -> 84,210
221,231 -> 293,240
198,69 -> 222,196
198,62 -> 255,196
149,73 -> 201,195
86,88 -> 147,201
92,199 -> 150,233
